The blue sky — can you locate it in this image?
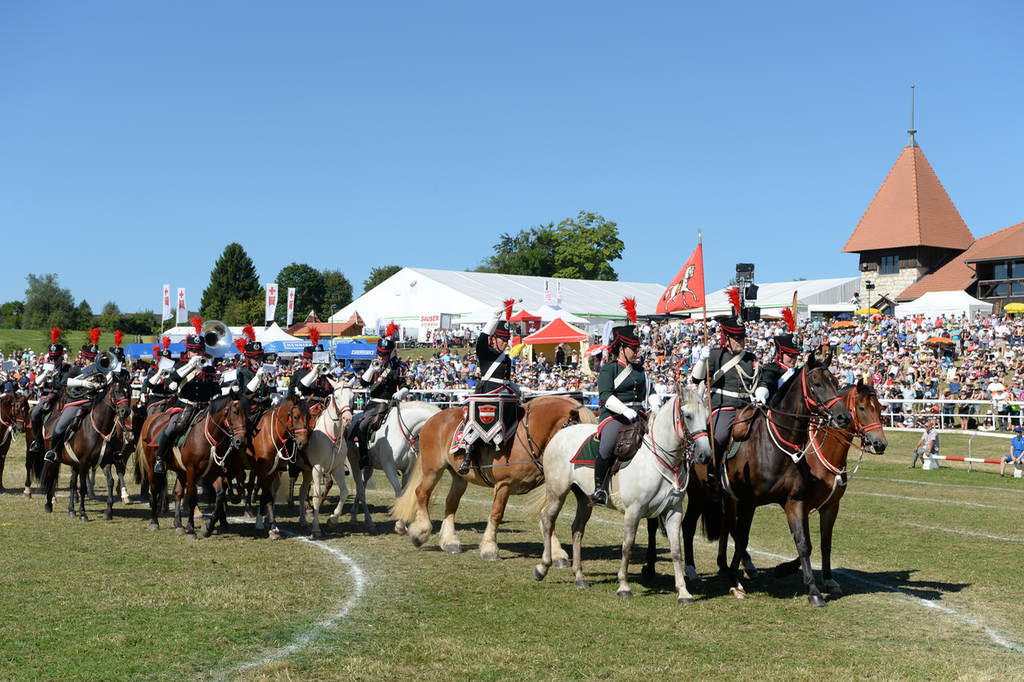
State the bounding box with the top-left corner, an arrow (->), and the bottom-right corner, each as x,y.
2,2 -> 1022,315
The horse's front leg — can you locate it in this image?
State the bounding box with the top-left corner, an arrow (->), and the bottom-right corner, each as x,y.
642,516 -> 660,581
438,475 -> 468,555
297,468 -> 311,528
346,449 -> 376,534
664,507 -> 695,605
569,487 -> 594,588
68,467 -> 78,518
310,464 -> 325,539
184,471 -> 199,540
104,464 -> 115,521
533,483 -> 570,582
77,466 -> 91,522
264,474 -> 281,540
785,498 -> 824,606
819,501 -> 842,595
616,507 -> 642,598
172,476 -> 185,534
479,481 -> 513,561
727,503 -> 752,599
116,464 -> 131,505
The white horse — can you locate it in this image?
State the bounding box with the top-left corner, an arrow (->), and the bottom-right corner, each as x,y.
352,400 -> 441,535
530,384 -> 713,604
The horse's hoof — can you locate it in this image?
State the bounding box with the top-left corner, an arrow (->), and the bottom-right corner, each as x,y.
617,589 -> 632,599
553,558 -> 569,569
24,491 -> 31,499
394,522 -> 407,536
201,523 -> 213,538
808,594 -> 826,608
311,530 -> 322,540
687,580 -> 705,594
744,568 -> 759,580
443,544 -> 461,555
678,597 -> 695,606
44,503 -> 52,513
730,588 -> 746,599
269,530 -> 281,540
640,566 -> 656,581
366,523 -> 377,535
121,497 -> 132,505
175,527 -> 187,535
68,510 -> 76,518
185,533 -> 198,541
103,510 -> 113,521
574,580 -> 590,590
825,583 -> 843,596
533,566 -> 546,582
244,512 -> 256,521
327,516 -> 338,528
148,522 -> 160,531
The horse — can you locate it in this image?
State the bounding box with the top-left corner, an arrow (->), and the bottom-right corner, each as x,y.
138,391 -> 250,539
529,385 -> 714,604
681,347 -> 852,606
391,394 -> 596,561
0,392 -> 29,492
243,396 -> 312,539
351,400 -> 441,534
38,377 -> 133,521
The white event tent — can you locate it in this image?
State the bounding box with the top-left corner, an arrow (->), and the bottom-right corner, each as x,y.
895,291 -> 993,319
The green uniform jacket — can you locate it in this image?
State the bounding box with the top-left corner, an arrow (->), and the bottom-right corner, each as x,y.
757,361 -> 795,402
359,357 -> 407,402
597,359 -> 649,423
702,347 -> 758,411
291,367 -> 331,401
238,365 -> 272,406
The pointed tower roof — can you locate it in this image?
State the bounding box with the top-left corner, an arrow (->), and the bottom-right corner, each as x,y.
842,140 -> 974,253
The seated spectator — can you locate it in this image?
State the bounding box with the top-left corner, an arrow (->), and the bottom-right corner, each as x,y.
908,418 -> 940,468
1001,426 -> 1024,477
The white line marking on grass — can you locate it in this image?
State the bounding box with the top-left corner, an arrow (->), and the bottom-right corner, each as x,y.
846,490 -> 1024,511
209,520 -> 366,681
858,476 -> 1024,494
841,512 -> 1024,543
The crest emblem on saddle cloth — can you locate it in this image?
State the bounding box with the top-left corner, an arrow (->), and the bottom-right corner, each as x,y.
451,386 -> 518,453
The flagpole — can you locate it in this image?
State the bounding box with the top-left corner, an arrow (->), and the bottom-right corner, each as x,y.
699,229 -> 708,348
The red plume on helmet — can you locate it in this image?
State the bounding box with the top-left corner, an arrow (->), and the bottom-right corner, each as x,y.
782,307 -> 797,332
234,337 -> 247,354
51,327 -> 62,344
385,321 -> 399,338
242,324 -> 256,343
162,336 -> 171,350
191,316 -> 203,335
114,330 -> 125,347
502,298 -> 515,321
727,286 -> 741,316
621,297 -> 637,325
309,328 -> 320,347
89,328 -> 102,346
152,345 -> 160,357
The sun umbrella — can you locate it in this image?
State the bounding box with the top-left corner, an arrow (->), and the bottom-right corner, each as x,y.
831,320 -> 857,329
583,344 -> 607,357
509,343 -> 527,358
987,382 -> 1006,393
1003,302 -> 1024,314
855,308 -> 882,315
681,317 -> 701,324
834,313 -> 853,320
924,337 -> 954,346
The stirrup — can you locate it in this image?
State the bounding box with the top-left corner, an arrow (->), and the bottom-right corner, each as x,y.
153,459 -> 167,474
458,453 -> 472,475
44,449 -> 58,463
589,488 -> 608,508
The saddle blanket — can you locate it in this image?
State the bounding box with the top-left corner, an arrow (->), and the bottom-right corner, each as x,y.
449,419 -> 519,455
450,387 -> 518,453
569,433 -> 636,473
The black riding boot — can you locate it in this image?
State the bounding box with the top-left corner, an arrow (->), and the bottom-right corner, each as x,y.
589,455 -> 611,507
153,428 -> 174,474
458,441 -> 477,475
356,422 -> 372,471
44,431 -> 64,463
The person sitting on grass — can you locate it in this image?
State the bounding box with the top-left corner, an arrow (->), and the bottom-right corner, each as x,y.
1000,425 -> 1024,477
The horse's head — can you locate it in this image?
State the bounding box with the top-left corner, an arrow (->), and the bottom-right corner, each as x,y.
223,389 -> 251,451
11,394 -> 29,433
328,378 -> 355,430
674,383 -> 713,466
804,350 -> 852,430
850,375 -> 887,454
110,377 -> 133,420
285,398 -> 312,452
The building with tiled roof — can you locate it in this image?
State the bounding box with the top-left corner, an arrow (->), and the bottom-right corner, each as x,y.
843,128 -> 974,310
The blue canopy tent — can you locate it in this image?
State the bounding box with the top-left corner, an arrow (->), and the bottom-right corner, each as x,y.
262,339 -> 308,356
124,342 -> 185,360
335,340 -> 376,370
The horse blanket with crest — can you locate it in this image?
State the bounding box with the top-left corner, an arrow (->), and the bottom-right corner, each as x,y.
449,386 -> 519,454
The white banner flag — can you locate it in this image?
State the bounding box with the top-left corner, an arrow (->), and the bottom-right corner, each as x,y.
286,288 -> 296,327
557,281 -> 562,303
265,283 -> 278,323
543,280 -> 552,303
162,284 -> 172,322
176,288 -> 187,324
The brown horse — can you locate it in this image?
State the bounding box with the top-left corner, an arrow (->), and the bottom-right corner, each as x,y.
391,395 -> 595,561
243,397 -> 312,539
681,348 -> 852,606
38,377 -> 133,521
138,392 -> 250,539
0,392 -> 29,492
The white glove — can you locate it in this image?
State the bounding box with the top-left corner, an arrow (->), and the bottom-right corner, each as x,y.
396,387 -> 409,401
66,376 -> 90,388
520,387 -> 533,398
256,365 -> 266,377
698,345 -> 711,361
752,386 -> 769,404
622,407 -> 638,422
492,306 -> 505,318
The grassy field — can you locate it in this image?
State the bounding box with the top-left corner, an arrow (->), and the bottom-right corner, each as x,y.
1,428 -> 1023,681
0,329 -> 94,357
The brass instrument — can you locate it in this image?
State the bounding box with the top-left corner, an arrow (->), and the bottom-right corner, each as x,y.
68,354 -> 114,398
201,320 -> 233,357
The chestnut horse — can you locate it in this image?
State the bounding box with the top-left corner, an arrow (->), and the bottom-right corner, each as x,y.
391,394 -> 595,561
682,348 -> 851,606
243,396 -> 312,539
138,391 -> 250,540
38,377 -> 133,521
0,392 -> 29,492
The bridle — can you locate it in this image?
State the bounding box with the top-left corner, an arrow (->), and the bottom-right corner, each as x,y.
765,364 -> 847,459
647,393 -> 710,490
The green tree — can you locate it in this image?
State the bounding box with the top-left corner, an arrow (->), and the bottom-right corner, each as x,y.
199,243 -> 262,320
233,296 -> 266,326
1,301 -> 25,329
275,263 -> 326,326
120,311 -> 158,336
363,265 -> 402,295
73,300 -> 94,330
98,301 -> 121,332
476,227 -> 557,276
551,211 -> 623,281
23,273 -> 76,329
323,269 -> 353,315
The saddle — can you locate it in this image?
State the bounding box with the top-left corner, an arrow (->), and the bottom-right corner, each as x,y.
612,413 -> 647,461
729,405 -> 759,442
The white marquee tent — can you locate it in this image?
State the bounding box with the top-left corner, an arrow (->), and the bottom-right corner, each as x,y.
895,291 -> 993,319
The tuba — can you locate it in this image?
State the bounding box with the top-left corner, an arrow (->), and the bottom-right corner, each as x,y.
68,352 -> 117,398
201,320 -> 233,357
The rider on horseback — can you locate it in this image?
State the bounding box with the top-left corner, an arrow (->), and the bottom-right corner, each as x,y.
142,337 -> 176,417
236,325 -> 272,433
348,322 -> 408,473
755,306 -> 801,405
458,299 -> 518,475
152,319 -> 220,475
29,328 -> 70,456
590,297 -> 660,507
44,331 -> 107,463
290,329 -> 331,406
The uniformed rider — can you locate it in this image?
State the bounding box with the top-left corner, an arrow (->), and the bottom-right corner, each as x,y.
590,302 -> 660,507
44,336 -> 106,463
142,341 -> 176,417
457,303 -> 518,474
691,315 -> 759,460
755,333 -> 802,404
152,330 -> 220,474
290,334 -> 331,405
29,328 -> 70,456
237,336 -> 273,432
348,323 -> 409,472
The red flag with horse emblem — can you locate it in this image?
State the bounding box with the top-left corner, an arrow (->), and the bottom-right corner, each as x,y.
656,243 -> 705,314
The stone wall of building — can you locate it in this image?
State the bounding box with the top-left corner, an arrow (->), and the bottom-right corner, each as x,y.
860,270 -> 924,305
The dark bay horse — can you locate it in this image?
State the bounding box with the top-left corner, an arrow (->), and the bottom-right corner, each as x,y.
38,378 -> 133,521
681,348 -> 851,606
0,392 -> 29,492
391,395 -> 595,561
243,397 -> 311,539
138,392 -> 249,540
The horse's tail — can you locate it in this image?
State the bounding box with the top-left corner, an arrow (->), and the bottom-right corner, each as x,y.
389,451 -> 425,524
27,443 -> 43,484
38,459 -> 55,495
701,494 -> 722,542
523,485 -> 548,522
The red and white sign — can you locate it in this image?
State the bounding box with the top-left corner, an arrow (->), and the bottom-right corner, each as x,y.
265,283 -> 277,322
162,284 -> 171,322
286,288 -> 296,327
419,313 -> 441,330
543,280 -> 552,303
176,288 -> 187,324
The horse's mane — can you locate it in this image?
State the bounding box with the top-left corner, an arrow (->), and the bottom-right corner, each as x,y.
211,391 -> 249,416
404,400 -> 441,414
